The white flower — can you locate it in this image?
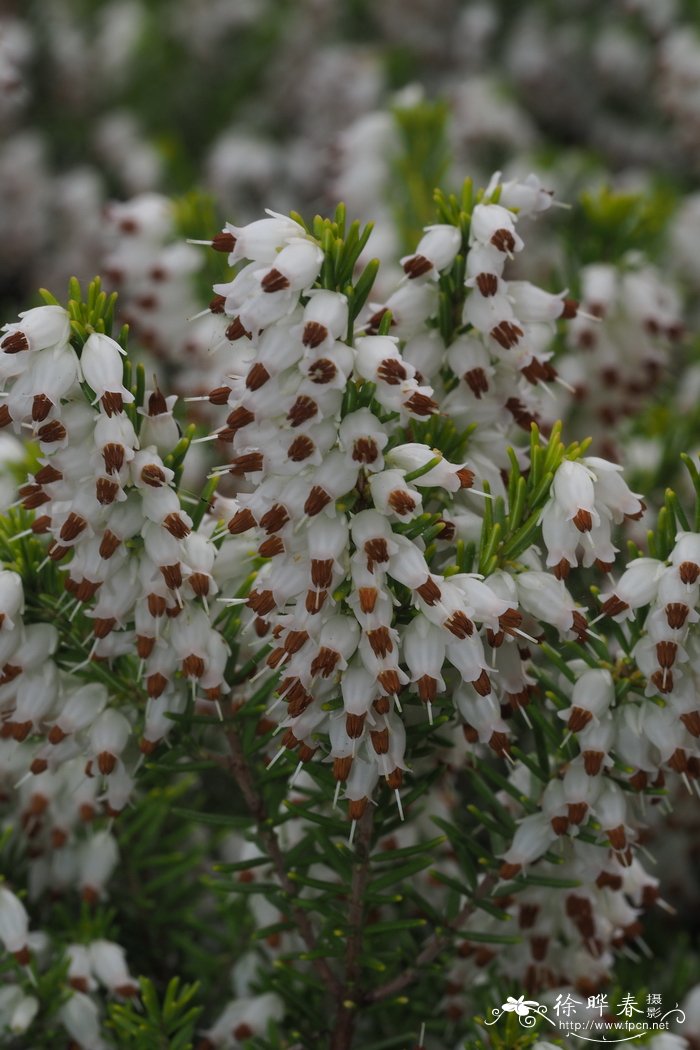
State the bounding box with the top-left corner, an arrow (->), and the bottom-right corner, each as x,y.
80,333 -> 134,413
401,224 -> 461,279
0,887 -> 29,960
1,304 -> 70,354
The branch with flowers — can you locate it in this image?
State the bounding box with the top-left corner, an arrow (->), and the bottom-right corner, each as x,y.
0,172 -> 697,1050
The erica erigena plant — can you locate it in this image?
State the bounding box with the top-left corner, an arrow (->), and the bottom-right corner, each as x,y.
0,176 -> 697,1050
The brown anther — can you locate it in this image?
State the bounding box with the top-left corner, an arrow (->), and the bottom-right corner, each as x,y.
348,798 -> 368,821
60,514 -> 87,541
476,273 -> 499,296
583,750 -> 604,775
246,363 -> 270,390
551,814 -> 569,836
32,393 -> 52,422
571,611 -> 589,641
473,670 -> 492,696
97,752 -> 117,775
228,508 -> 256,534
254,617 -> 270,637
310,647 -> 339,678
308,358 -> 337,384
261,268 -> 290,292
404,392 -> 438,416
283,631 -> 309,655
287,394 -> 318,427
628,770 -> 648,791
367,627 -> 393,658
664,602 -> 688,629
147,593 -> 167,617
48,542 -> 70,561
505,397 -> 538,431
491,321 -> 524,349
37,419 -> 66,444
679,561 -> 700,584
230,452 -> 264,475
370,727 -> 390,754
30,758 -> 48,776
562,298 -> 579,319
596,869 -> 623,890
141,463 -> 167,487
1,331 -> 28,353
487,628 -> 504,648
147,387 -> 168,416
101,392 -> 124,416
498,861 -> 522,879
259,536 -> 284,558
31,515 -> 51,534
0,405 -> 11,428
386,768 -> 403,790
567,802 -> 588,825
304,485 -> 331,516
346,713 -> 366,738
225,317 -> 251,341
600,594 -> 629,618
34,464 -> 62,485
137,635 -> 155,659
160,563 -> 182,590
163,513 -> 191,539
606,825 -> 627,850
96,478 -> 120,504
311,559 -> 334,589
75,580 -> 100,603
287,435 -> 315,461
20,485 -> 49,510
377,669 -> 401,694
572,508 -> 593,533
388,490 -> 416,516
348,436 -> 375,466
403,254 -> 433,279
226,406 -> 255,433
208,385 -> 231,404
417,675 -> 437,703
656,640 -> 678,669
681,710 -> 700,737
650,668 -> 673,695
498,609 -> 522,635
211,231 -> 236,252
247,589 -> 275,615
102,442 -> 124,474
303,321 -> 329,348
364,538 -> 390,567
464,367 -> 489,398
490,228 -> 516,253
456,467 -> 474,489
188,572 -> 210,598
93,617 -> 116,638
553,558 -> 571,580
147,673 -> 168,698
373,697 -> 391,715
358,586 -> 378,613
668,747 -> 688,773
208,294 -> 226,314
377,358 -> 407,385
182,655 -> 205,678
333,755 -> 352,781
444,611 -> 474,638
567,707 -> 592,733
96,532 -> 120,562
519,904 -> 539,929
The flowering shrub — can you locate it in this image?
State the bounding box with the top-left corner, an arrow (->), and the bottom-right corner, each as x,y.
0,158 -> 698,1050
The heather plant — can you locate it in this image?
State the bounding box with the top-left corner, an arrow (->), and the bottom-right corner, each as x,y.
0,161 -> 698,1050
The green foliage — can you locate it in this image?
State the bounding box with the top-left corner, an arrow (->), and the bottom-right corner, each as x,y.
107,977 -> 202,1050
